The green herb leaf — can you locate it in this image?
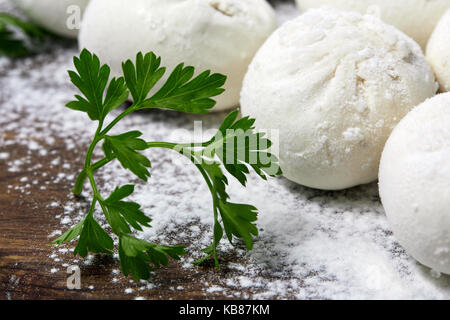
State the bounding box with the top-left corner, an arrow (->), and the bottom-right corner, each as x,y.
218,201 -> 258,251
103,185 -> 152,235
0,13 -> 44,57
67,49 -> 128,121
122,52 -> 165,105
205,110 -> 282,186
103,131 -> 151,181
142,63 -> 226,114
51,220 -> 84,245
0,13 -> 44,38
119,235 -> 185,281
0,28 -> 28,57
73,215 -> 114,257
201,162 -> 229,201
103,77 -> 129,115
67,49 -> 110,120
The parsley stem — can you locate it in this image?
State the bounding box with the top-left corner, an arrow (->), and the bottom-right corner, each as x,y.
72,170 -> 87,196
92,157 -> 113,170
87,169 -> 103,202
146,141 -> 220,266
85,120 -> 104,168
145,141 -> 177,149
99,104 -> 139,137
87,196 -> 96,218
194,163 -> 220,267
73,119 -> 104,196
73,157 -> 114,196
180,142 -> 211,148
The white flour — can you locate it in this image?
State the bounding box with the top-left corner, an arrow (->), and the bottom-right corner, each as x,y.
1,0 -> 450,299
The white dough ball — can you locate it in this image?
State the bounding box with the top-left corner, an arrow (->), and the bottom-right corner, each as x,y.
427,10 -> 450,93
79,0 -> 277,111
379,93 -> 450,275
11,0 -> 89,38
295,0 -> 450,49
240,8 -> 437,190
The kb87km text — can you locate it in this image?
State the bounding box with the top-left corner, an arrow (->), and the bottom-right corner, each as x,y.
179,304 -> 270,317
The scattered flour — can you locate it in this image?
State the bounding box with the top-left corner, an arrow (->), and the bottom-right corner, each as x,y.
206,286 -> 224,293
47,230 -> 62,238
0,152 -> 9,159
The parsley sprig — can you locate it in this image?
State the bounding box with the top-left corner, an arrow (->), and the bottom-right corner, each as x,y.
53,49 -> 282,281
0,13 -> 45,57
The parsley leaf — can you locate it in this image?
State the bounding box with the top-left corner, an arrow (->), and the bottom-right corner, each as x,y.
67,49 -> 128,121
201,162 -> 229,201
205,110 -> 282,185
218,202 -> 258,251
103,77 -> 129,115
0,27 -> 28,57
103,185 -> 152,235
132,61 -> 226,114
119,235 -> 185,281
145,64 -> 226,113
122,52 -> 165,105
0,13 -> 44,57
53,214 -> 114,257
74,215 -> 114,257
52,220 -> 84,245
103,131 -> 151,181
120,51 -> 227,113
